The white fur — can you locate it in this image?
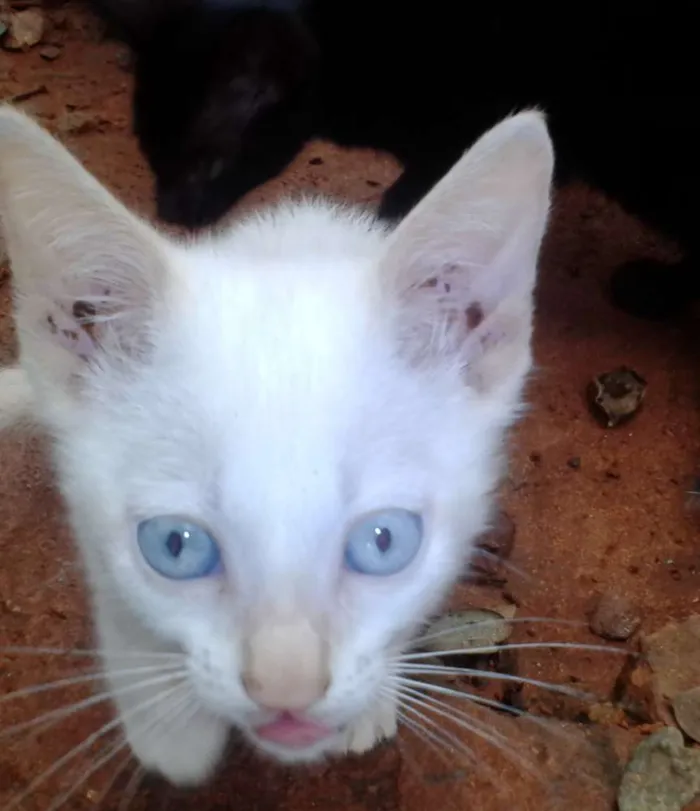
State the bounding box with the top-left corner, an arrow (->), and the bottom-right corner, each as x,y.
0,365 -> 33,431
0,104 -> 553,785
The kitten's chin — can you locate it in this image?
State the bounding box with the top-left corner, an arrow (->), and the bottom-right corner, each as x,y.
248,729 -> 345,765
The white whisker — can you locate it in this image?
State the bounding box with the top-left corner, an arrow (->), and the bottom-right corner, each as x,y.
394,668 -> 594,701
404,679 -> 527,717
391,712 -> 470,811
394,705 -> 456,767
2,680 -> 187,811
471,550 -> 533,582
44,685 -> 194,811
118,764 -> 146,811
1,669 -> 189,741
45,736 -> 131,811
92,751 -> 134,811
0,662 -> 188,706
394,682 -> 544,783
23,561 -> 80,599
398,700 -> 478,767
396,682 -> 518,749
399,640 -> 628,661
398,699 -> 514,790
412,618 -> 588,647
0,646 -> 184,661
396,677 -> 574,742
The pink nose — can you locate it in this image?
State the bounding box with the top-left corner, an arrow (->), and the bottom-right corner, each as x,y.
242,616 -> 330,710
241,671 -> 329,711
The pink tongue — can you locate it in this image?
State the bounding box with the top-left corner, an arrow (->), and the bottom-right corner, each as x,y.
255,713 -> 334,748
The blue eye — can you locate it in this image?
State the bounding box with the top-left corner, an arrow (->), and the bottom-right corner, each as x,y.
137,516 -> 222,580
344,509 -> 423,576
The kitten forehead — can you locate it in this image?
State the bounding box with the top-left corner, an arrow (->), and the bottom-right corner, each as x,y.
169,205 -> 392,433
145,207 -> 431,514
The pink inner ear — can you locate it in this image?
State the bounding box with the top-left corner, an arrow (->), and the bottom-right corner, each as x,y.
46,303 -> 97,360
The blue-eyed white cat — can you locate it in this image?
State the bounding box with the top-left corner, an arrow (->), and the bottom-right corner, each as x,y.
0,105 -> 553,786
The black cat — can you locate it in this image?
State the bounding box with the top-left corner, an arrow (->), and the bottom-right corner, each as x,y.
90,0 -> 698,320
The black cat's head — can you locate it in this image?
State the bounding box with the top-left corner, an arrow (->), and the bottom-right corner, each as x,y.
95,0 -> 318,228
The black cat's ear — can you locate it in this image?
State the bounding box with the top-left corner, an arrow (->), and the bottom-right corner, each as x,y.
89,0 -> 194,46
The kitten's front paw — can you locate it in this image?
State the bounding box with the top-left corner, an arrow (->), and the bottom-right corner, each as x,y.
342,698 -> 398,755
124,705 -> 229,787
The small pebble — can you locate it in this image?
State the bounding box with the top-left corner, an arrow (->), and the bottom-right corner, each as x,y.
589,592 -> 641,641
587,366 -> 647,428
39,45 -> 61,60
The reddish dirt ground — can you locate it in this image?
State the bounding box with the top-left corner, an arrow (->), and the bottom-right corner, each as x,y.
1,4 -> 699,811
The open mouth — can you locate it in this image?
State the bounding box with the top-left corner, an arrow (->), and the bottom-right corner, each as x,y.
253,712 -> 337,749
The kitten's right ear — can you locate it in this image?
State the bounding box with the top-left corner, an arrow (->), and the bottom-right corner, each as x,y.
0,105 -> 170,394
380,110 -> 554,401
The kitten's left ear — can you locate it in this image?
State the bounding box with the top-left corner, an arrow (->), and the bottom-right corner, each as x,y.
381,110 -> 554,400
0,105 -> 170,392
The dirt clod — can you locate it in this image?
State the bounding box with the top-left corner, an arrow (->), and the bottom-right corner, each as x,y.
643,615 -> 700,704
422,607 -> 514,654
617,726 -> 700,811
479,511 -> 516,560
587,366 -> 647,428
55,109 -> 106,135
672,687 -> 700,744
8,84 -> 47,103
617,616 -> 700,728
587,701 -> 626,726
468,510 -> 516,583
614,657 -> 668,724
0,597 -> 23,615
589,592 -> 641,641
1,8 -> 45,50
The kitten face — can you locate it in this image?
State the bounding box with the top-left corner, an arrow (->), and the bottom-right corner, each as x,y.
60,239 -> 505,759
129,7 -> 317,228
0,105 -> 553,771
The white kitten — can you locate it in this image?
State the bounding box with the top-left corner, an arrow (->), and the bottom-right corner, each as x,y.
0,105 -> 553,786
